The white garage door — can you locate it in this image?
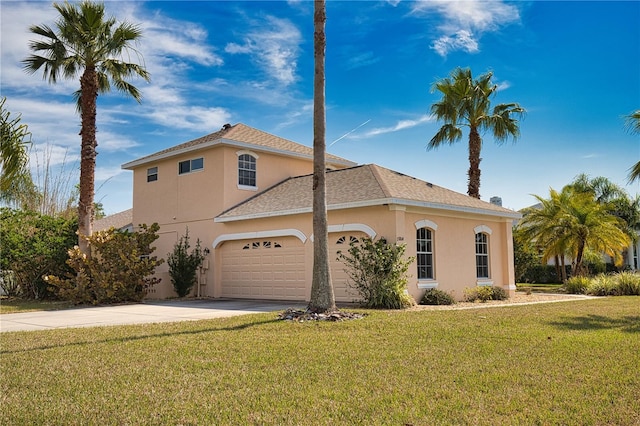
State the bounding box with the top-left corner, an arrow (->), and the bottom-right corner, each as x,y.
329,233 -> 366,303
220,237 -> 306,300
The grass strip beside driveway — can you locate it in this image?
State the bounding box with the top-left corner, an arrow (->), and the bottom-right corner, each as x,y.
2,297 -> 639,425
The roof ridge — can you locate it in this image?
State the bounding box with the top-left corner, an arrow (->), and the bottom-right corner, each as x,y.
367,164 -> 394,198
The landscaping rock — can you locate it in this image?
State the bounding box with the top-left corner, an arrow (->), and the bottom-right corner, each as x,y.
277,308 -> 365,322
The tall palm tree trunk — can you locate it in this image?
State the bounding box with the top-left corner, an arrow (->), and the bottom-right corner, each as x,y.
78,66 -> 98,256
308,0 -> 335,313
467,126 -> 482,199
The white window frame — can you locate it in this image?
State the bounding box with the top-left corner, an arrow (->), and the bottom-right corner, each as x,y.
237,151 -> 258,190
475,232 -> 490,280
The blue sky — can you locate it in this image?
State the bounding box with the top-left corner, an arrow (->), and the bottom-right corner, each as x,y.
1,0 -> 638,215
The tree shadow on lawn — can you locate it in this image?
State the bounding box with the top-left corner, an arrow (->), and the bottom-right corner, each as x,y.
1,317 -> 280,355
547,314 -> 640,333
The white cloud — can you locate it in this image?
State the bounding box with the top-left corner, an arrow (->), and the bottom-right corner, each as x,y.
346,51 -> 381,70
225,16 -> 302,86
431,30 -> 479,56
352,115 -> 433,139
412,0 -> 520,56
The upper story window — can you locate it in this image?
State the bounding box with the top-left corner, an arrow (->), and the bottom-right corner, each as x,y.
178,157 -> 203,175
475,232 -> 490,278
237,152 -> 257,188
416,228 -> 434,280
147,167 -> 158,182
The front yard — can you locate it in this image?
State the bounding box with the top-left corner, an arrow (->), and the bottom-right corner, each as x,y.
1,297 -> 638,425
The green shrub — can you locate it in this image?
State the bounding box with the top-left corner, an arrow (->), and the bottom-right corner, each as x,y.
0,208 -> 77,299
463,286 -> 509,302
586,274 -> 618,296
47,224 -> 163,304
564,276 -> 590,294
614,271 -> 640,296
167,229 -> 205,298
420,288 -> 456,305
337,237 -> 414,309
490,286 -> 508,300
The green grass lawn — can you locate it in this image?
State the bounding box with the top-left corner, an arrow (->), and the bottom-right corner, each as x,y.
2,297 -> 639,425
0,297 -> 74,314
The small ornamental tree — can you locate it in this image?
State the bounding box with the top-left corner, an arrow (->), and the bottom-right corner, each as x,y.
337,236 -> 414,309
47,223 -> 162,304
167,229 -> 205,297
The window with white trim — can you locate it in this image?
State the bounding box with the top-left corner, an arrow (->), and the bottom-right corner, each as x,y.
178,157 -> 203,175
416,228 -> 434,280
475,232 -> 490,278
147,167 -> 158,182
238,154 -> 256,187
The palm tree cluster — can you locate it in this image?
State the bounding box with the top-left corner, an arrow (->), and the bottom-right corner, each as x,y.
517,175 -> 635,279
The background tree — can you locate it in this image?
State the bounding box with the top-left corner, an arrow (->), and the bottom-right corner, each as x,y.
429,68 -> 525,199
0,97 -> 37,207
624,110 -> 640,183
519,186 -> 630,277
23,0 -> 149,256
308,0 -> 336,313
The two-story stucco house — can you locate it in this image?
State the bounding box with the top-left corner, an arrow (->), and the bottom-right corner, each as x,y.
122,123 -> 521,302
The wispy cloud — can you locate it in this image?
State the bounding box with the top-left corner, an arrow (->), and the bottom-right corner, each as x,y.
351,115 -> 433,139
346,51 -> 380,70
225,16 -> 302,86
411,0 -> 520,56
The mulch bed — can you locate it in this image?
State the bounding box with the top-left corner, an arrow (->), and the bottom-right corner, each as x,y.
278,308 -> 365,322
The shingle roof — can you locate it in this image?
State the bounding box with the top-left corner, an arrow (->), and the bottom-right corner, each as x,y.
122,123 -> 355,169
216,164 -> 521,222
94,209 -> 133,232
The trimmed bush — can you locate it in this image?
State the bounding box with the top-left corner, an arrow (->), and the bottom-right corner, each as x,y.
337,236 -> 414,309
564,276 -> 590,294
463,286 -> 508,302
420,288 -> 456,305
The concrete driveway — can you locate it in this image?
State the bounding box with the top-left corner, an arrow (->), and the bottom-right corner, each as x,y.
0,299 -> 304,333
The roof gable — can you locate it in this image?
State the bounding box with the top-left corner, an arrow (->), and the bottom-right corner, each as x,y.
122,123 -> 355,169
216,164 -> 521,222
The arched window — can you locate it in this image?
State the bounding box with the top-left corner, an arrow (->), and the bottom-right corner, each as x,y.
475,232 -> 490,278
416,228 -> 434,280
238,154 -> 256,187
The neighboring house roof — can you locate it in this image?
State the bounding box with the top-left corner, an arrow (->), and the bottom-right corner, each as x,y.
216,164 -> 522,222
94,209 -> 133,232
121,123 -> 356,169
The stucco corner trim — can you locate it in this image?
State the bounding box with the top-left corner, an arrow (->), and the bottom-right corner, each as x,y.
212,229 -> 307,249
414,219 -> 438,230
508,284 -> 517,290
417,281 -> 439,289
474,225 -> 493,235
310,223 -> 377,242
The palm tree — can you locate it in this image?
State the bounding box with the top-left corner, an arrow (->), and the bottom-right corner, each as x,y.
0,97 -> 36,206
429,68 -> 525,199
23,1 -> 149,256
520,186 -> 631,277
308,0 -> 336,313
624,110 -> 640,183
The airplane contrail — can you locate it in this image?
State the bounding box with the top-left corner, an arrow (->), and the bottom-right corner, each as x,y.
329,119 -> 371,147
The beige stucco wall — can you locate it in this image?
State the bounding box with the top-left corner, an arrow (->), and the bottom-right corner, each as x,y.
130,145 -> 516,302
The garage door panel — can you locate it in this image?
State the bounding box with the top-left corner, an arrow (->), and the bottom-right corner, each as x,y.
221,237 -> 306,300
